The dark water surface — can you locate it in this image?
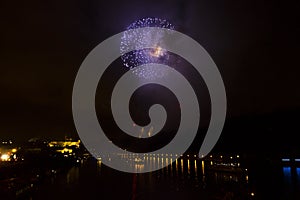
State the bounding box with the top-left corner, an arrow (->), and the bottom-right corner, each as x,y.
29,157 -> 300,200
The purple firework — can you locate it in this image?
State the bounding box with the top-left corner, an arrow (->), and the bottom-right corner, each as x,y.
120,18 -> 175,79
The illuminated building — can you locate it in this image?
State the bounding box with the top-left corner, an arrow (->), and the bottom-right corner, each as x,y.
0,147 -> 18,162
48,140 -> 80,148
48,140 -> 81,155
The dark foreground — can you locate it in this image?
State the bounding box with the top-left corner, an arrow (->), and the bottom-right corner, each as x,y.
1,154 -> 299,200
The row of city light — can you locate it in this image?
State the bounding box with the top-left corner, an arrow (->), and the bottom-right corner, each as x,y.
96,153 -> 240,158
1,140 -> 13,145
120,154 -> 197,158
93,153 -> 241,162
282,158 -> 300,162
209,155 -> 240,159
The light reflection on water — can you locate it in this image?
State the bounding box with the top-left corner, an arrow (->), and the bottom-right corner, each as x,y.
283,167 -> 292,184
66,167 -> 79,185
32,157 -> 300,199
297,168 -> 300,179
94,157 -> 245,186
282,166 -> 300,197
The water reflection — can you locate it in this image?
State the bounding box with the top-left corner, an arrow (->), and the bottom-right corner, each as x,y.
194,160 -> 197,177
30,155 -> 300,200
201,160 -> 205,175
66,167 -> 79,184
180,159 -> 183,175
283,167 -> 292,184
94,155 -> 247,187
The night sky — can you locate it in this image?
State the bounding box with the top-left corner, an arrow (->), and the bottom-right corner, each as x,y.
0,0 -> 299,152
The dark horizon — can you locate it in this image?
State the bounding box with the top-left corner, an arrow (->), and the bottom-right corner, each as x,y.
1,108 -> 299,155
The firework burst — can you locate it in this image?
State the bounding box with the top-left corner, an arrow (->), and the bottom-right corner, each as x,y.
120,18 -> 175,79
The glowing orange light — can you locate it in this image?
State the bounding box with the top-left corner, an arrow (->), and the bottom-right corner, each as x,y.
1,154 -> 9,161
150,46 -> 164,57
